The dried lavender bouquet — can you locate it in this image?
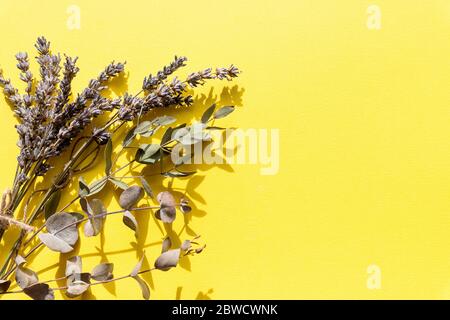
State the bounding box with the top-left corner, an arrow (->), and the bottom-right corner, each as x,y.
0,37 -> 239,299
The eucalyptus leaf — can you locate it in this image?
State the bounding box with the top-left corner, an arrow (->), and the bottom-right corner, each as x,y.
154,115 -> 176,126
139,176 -> 153,198
157,191 -> 177,223
66,256 -> 82,277
15,257 -> 38,289
87,178 -> 108,196
23,283 -> 54,300
161,127 -> 173,146
135,121 -> 152,134
104,138 -> 113,175
154,249 -> 181,271
135,144 -> 160,164
109,177 -> 129,190
66,280 -> 90,298
46,212 -> 79,246
123,126 -> 136,147
44,189 -> 61,220
78,176 -> 90,198
181,240 -> 191,251
38,233 -> 73,253
162,237 -> 171,253
130,253 -> 145,277
123,211 -> 139,238
162,170 -> 196,178
132,275 -> 150,300
213,105 -> 235,119
83,200 -> 105,237
91,263 -> 114,281
119,186 -> 144,209
201,103 -> 216,123
0,279 -> 11,293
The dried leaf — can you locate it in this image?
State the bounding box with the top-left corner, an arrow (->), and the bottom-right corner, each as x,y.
154,115 -> 176,126
78,176 -> 90,198
0,279 -> 11,293
23,283 -> 54,300
157,191 -> 177,223
213,105 -> 235,119
66,281 -> 90,298
104,138 -> 113,175
159,207 -> 176,223
87,178 -> 108,196
91,263 -> 114,281
195,244 -> 206,254
180,198 -> 192,214
119,186 -> 144,209
154,249 -> 181,271
46,212 -> 79,246
130,253 -> 145,277
135,121 -> 152,134
132,275 -> 150,300
66,256 -> 82,277
181,240 -> 191,251
162,170 -> 196,178
161,127 -> 173,146
123,211 -> 139,237
201,104 -> 216,123
15,256 -> 38,289
135,144 -> 160,164
109,177 -> 129,190
84,217 -> 104,237
38,233 -> 73,253
44,189 -> 61,220
139,176 -> 153,198
162,237 -> 171,253
123,126 -> 136,147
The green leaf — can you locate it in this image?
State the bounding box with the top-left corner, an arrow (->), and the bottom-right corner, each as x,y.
134,121 -> 152,134
201,104 -> 216,123
213,106 -> 235,119
44,189 -> 61,220
78,177 -> 90,198
161,127 -> 173,146
139,176 -> 153,198
135,144 -> 160,164
123,127 -> 136,147
109,177 -> 129,190
104,138 -> 113,175
162,170 -> 196,178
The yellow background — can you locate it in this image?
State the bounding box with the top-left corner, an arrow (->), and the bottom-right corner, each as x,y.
0,0 -> 450,299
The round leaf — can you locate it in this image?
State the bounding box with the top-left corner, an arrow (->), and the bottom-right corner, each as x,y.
123,211 -> 139,238
119,186 -> 144,209
38,232 -> 73,253
23,283 -> 54,300
46,212 -> 79,246
91,263 -> 114,281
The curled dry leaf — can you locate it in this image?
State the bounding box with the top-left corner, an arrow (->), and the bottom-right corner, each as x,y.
66,280 -> 90,298
66,256 -> 82,277
38,233 -> 73,253
46,212 -> 79,246
132,275 -> 150,300
180,198 -> 192,214
154,249 -> 181,271
119,186 -> 144,209
139,176 -> 153,198
162,237 -> 171,253
0,279 -> 11,293
23,283 -> 54,300
195,244 -> 206,254
91,263 -> 114,281
123,211 -> 139,238
130,253 -> 145,277
66,273 -> 91,298
181,240 -> 191,251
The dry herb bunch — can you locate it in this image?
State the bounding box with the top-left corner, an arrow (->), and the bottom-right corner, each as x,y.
0,37 -> 239,299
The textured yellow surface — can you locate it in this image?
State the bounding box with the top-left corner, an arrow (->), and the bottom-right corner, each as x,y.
0,0 -> 450,300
